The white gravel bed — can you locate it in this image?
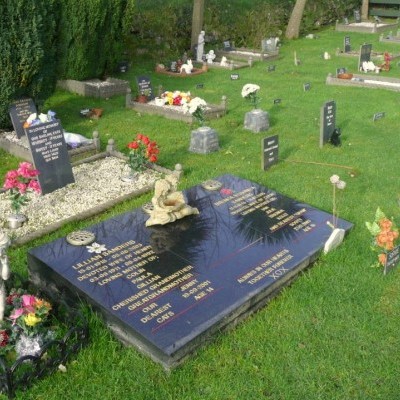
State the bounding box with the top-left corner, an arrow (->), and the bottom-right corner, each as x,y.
0,156 -> 162,241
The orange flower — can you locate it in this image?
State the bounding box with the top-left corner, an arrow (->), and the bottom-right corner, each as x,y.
376,232 -> 389,247
379,218 -> 392,232
378,253 -> 387,266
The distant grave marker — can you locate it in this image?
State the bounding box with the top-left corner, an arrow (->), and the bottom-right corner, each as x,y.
344,36 -> 351,53
26,119 -> 75,195
354,9 -> 361,23
267,65 -> 276,72
303,83 -> 311,91
230,73 -> 240,80
343,17 -> 349,25
358,44 -> 372,71
261,135 -> 279,170
223,40 -> 233,51
136,76 -> 155,100
196,83 -> 204,89
9,98 -> 37,139
320,100 -> 336,148
273,99 -> 282,105
336,67 -> 348,76
373,112 -> 385,121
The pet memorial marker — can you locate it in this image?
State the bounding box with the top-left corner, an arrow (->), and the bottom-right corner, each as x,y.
273,99 -> 282,105
136,75 -> 155,100
230,73 -> 239,80
373,112 -> 385,121
358,44 -> 372,71
28,174 -> 353,369
261,135 -> 279,170
196,83 -> 204,89
303,83 -> 311,91
320,100 -> 336,148
25,119 -> 75,195
384,245 -> 400,275
9,98 -> 37,139
267,65 -> 276,72
344,36 -> 351,53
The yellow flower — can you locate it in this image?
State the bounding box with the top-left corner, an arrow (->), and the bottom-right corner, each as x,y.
24,313 -> 42,327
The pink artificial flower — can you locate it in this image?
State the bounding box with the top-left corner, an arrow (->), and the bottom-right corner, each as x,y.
16,182 -> 27,194
9,308 -> 24,321
22,294 -> 37,312
28,179 -> 41,194
5,170 -> 18,180
17,162 -> 39,179
3,177 -> 17,190
220,188 -> 233,196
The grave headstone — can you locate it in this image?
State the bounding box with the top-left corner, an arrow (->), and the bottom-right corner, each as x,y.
28,174 -> 353,369
336,67 -> 347,76
223,40 -> 233,51
9,98 -> 37,139
358,43 -> 372,71
354,9 -> 361,23
25,119 -> 75,195
373,112 -> 385,121
320,100 -> 336,148
344,36 -> 351,53
343,17 -> 349,25
262,135 -> 279,170
384,245 -> 400,275
189,126 -> 219,154
136,76 -> 155,100
261,38 -> 278,53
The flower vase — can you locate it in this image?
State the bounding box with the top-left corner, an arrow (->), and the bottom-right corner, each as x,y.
15,333 -> 44,358
189,126 -> 219,154
244,109 -> 270,133
7,213 -> 27,229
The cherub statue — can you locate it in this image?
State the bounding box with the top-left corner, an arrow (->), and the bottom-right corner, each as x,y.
206,50 -> 216,64
145,174 -> 199,227
0,231 -> 11,321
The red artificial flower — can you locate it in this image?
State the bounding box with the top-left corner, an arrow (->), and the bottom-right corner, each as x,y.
141,136 -> 150,146
0,330 -> 9,347
127,141 -> 139,150
149,154 -> 158,163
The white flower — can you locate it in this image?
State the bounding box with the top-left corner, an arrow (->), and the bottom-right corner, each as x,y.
330,175 -> 340,184
86,242 -> 107,254
336,180 -> 346,190
183,97 -> 207,115
241,83 -> 260,98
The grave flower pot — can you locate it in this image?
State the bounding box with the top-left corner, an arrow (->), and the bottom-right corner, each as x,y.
136,95 -> 148,104
6,214 -> 27,230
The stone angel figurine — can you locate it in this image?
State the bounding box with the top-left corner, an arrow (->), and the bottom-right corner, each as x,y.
0,231 -> 11,321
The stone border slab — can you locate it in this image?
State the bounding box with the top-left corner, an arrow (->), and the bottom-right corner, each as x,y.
335,20 -> 398,33
216,48 -> 279,63
57,78 -> 129,98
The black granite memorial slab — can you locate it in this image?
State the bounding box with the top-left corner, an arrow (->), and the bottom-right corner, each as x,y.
358,44 -> 372,70
28,175 -> 353,368
9,98 -> 37,139
26,119 -> 75,195
135,76 -> 155,100
320,100 -> 336,148
262,135 -> 279,170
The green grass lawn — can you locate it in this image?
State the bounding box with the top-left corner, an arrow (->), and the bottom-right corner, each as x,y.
2,25 -> 400,399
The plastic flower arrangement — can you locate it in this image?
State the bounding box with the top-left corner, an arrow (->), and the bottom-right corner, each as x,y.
126,134 -> 159,173
366,207 -> 399,268
23,110 -> 56,128
328,174 -> 346,229
3,162 -> 41,214
161,91 -> 191,106
241,83 -> 261,109
182,97 -> 207,126
0,289 -> 54,358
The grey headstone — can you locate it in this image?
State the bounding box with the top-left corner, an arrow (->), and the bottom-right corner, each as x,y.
244,110 -> 270,133
189,126 -> 219,154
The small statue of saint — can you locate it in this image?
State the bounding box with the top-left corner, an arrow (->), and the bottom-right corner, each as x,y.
196,30 -> 205,62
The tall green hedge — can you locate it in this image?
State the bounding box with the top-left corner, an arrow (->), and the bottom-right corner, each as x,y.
0,0 -> 135,129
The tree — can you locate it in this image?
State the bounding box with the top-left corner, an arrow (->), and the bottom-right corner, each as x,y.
361,0 -> 369,20
285,0 -> 307,39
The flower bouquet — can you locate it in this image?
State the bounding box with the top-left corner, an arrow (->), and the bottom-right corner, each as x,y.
366,207 -> 399,269
126,134 -> 159,176
160,91 -> 191,106
0,275 -> 89,398
182,97 -> 207,126
3,162 -> 41,215
241,83 -> 261,109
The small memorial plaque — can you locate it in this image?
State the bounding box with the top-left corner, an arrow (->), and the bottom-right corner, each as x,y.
344,36 -> 351,53
223,40 -> 232,51
267,65 -> 276,72
273,99 -> 282,105
373,112 -> 385,121
196,83 -> 204,89
336,67 -> 347,76
384,245 -> 400,275
262,135 -> 279,170
136,75 -> 154,100
320,100 -> 336,148
303,83 -> 311,91
26,119 -> 75,195
230,73 -> 240,80
358,44 -> 372,71
9,98 -> 37,139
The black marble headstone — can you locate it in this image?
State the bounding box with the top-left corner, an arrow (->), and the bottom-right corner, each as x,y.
9,98 -> 37,139
358,44 -> 372,71
28,175 -> 353,368
25,119 -> 75,195
135,76 -> 155,100
344,36 -> 351,53
384,245 -> 400,275
223,40 -> 233,51
262,135 -> 279,170
320,100 -> 336,148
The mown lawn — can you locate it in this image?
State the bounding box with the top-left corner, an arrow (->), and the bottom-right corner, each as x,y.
1,25 -> 400,399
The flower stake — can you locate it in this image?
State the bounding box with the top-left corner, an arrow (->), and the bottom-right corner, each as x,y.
324,174 -> 347,253
366,207 -> 399,274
